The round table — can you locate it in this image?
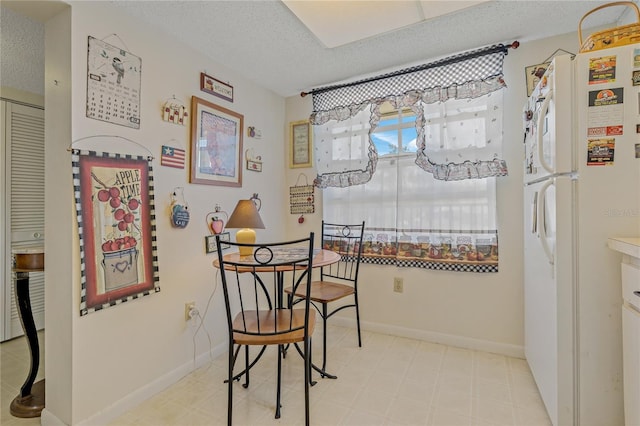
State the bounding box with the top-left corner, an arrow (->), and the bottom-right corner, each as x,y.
213,248 -> 341,380
213,248 -> 340,271
10,247 -> 45,418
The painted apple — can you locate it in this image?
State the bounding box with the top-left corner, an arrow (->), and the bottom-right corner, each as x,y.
210,217 -> 225,234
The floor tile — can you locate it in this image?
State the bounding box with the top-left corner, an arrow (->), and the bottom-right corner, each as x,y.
1,326 -> 553,425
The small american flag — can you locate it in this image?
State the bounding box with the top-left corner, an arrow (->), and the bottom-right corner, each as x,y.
161,145 -> 185,169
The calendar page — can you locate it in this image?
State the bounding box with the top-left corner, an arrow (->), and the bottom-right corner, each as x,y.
86,36 -> 142,129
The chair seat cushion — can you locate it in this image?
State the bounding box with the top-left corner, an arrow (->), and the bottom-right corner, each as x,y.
285,280 -> 355,303
233,309 -> 316,345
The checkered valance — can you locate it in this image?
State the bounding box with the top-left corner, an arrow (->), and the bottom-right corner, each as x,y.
310,44 -> 510,187
311,44 -> 508,113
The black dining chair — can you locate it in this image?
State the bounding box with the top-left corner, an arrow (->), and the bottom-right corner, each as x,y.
285,221 -> 365,379
215,233 -> 316,426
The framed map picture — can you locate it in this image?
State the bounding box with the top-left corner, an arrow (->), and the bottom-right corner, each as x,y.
190,96 -> 243,187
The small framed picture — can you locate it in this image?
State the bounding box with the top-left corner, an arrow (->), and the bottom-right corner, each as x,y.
289,120 -> 312,168
200,72 -> 234,103
205,232 -> 230,254
525,62 -> 551,96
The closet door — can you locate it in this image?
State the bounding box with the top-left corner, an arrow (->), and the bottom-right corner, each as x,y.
1,100 -> 45,341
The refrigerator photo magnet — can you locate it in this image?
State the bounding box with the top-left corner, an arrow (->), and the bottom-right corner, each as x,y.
587,137 -> 615,166
587,88 -> 624,138
588,55 -> 616,85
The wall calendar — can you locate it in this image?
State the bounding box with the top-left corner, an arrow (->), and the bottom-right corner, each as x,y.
86,36 -> 142,129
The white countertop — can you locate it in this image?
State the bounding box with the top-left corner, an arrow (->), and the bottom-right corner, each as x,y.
608,237 -> 640,259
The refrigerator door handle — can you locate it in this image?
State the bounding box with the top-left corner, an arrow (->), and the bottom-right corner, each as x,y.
537,89 -> 554,174
537,180 -> 555,265
524,171 -> 578,186
532,191 -> 538,234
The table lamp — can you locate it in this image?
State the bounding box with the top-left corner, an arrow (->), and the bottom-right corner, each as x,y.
225,199 -> 265,256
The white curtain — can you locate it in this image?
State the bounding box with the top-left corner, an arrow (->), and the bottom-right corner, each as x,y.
323,141 -> 499,273
312,105 -> 376,188
311,45 -> 509,187
311,44 -> 508,272
310,45 -> 507,272
415,90 -> 507,180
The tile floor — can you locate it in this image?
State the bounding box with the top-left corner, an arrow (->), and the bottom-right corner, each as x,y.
1,330 -> 44,426
1,326 -> 552,425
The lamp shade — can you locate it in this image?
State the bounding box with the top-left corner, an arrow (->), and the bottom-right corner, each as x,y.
226,200 -> 264,256
225,200 -> 265,230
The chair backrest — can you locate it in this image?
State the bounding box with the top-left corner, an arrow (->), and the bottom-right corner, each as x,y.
319,221 -> 365,284
215,233 -> 315,339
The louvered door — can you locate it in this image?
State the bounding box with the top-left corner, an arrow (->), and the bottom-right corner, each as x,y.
1,100 -> 45,341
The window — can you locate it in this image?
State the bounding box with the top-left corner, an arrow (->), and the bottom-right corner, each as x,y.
322,100 -> 499,273
311,44 -> 509,272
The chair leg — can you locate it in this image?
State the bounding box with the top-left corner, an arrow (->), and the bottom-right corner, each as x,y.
309,337 -> 317,386
354,291 -> 362,347
227,342 -> 234,426
243,345 -> 250,388
304,337 -> 311,426
321,303 -> 329,375
275,344 -> 282,419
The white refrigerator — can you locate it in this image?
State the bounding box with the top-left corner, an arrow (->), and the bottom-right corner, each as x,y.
523,45 -> 640,426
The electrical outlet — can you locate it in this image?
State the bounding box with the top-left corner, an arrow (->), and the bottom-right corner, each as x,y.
393,277 -> 403,293
184,302 -> 196,321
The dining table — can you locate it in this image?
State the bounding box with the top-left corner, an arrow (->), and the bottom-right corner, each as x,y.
213,247 -> 341,380
213,248 -> 340,307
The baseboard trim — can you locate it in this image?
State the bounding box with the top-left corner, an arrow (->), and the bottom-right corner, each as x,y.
74,342 -> 227,426
41,408 -> 67,426
331,317 -> 525,359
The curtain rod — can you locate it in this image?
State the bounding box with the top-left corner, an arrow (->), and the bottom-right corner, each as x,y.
300,41 -> 519,98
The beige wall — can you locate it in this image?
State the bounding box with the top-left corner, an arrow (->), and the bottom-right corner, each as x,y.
11,0 -> 582,422
43,7 -> 72,424
284,32 -> 580,356
43,2 -> 286,424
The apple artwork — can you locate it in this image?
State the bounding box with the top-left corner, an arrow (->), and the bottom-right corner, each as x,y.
114,209 -> 126,221
298,215 -> 305,224
97,189 -> 110,202
96,185 -> 142,253
205,207 -> 227,234
210,217 -> 225,234
109,197 -> 121,208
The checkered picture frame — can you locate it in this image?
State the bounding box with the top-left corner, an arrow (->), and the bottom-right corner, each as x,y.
72,149 -> 160,316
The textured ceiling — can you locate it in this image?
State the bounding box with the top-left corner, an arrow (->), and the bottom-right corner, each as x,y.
1,1 -> 634,98
106,0 -> 630,97
0,6 -> 45,95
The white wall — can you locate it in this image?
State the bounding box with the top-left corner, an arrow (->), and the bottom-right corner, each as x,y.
43,2 -> 286,424
44,6 -> 72,424
284,32 -> 581,356
8,0 -> 585,422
